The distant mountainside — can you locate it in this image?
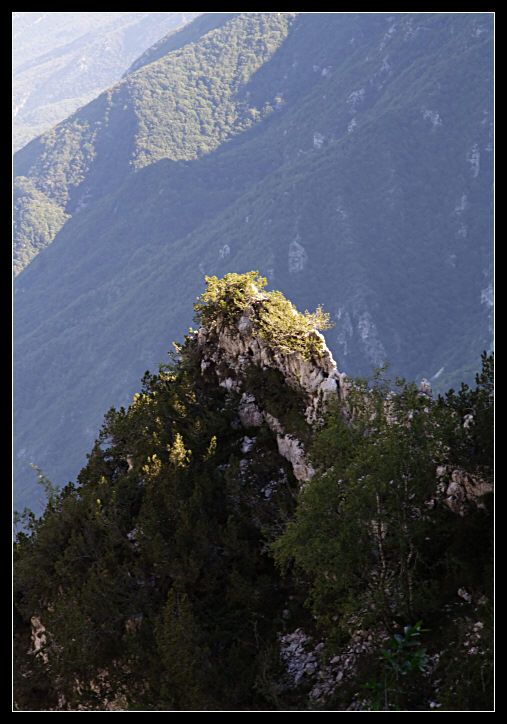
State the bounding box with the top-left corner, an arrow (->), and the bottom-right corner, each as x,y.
12,12 -> 200,151
13,12 -> 493,513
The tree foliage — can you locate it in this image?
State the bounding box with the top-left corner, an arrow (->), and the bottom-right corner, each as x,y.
273,354 -> 493,710
195,272 -> 333,358
14,324 -> 299,710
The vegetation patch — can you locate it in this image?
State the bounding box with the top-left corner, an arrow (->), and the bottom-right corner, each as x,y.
195,271 -> 333,359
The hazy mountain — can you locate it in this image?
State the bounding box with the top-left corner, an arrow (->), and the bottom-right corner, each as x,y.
13,12 -> 493,512
12,11 -> 200,151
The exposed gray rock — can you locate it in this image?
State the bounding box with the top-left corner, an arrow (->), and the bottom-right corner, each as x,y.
380,23 -> 397,51
481,283 -> 493,308
238,393 -> 264,428
418,378 -> 432,397
280,625 -> 380,706
276,433 -> 315,482
445,469 -> 492,516
457,222 -> 468,238
467,143 -> 480,178
313,132 -> 325,150
237,313 -> 252,333
436,465 -> 493,516
346,88 -> 365,113
455,193 -> 467,215
422,108 -> 443,129
241,435 -> 256,453
219,377 -> 240,392
280,628 -> 318,686
30,616 -> 47,657
288,238 -> 308,272
463,413 -> 474,429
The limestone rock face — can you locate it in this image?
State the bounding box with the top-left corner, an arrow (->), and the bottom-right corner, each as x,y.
436,465 -> 493,516
279,626 -> 379,704
30,616 -> 47,660
288,239 -> 308,273
238,393 -> 264,428
196,304 -> 346,482
276,433 -> 315,482
197,316 -> 345,424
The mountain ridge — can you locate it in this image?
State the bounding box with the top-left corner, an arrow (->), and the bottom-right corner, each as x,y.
125,12 -> 236,76
12,12 -> 201,151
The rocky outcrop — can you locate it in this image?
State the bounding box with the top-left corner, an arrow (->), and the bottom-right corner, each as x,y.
197,309 -> 345,423
238,393 -> 264,427
436,465 -> 493,516
276,432 -> 315,482
236,394 -> 315,482
280,626 -> 381,705
196,302 -> 345,482
30,615 -> 48,663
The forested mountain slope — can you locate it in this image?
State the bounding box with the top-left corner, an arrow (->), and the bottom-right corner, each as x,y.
12,12 -> 199,151
14,12 -> 493,513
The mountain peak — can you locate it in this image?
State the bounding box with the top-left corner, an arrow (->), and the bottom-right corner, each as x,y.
192,272 -> 344,481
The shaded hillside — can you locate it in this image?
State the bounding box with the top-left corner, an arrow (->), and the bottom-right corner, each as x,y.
14,12 -> 493,512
